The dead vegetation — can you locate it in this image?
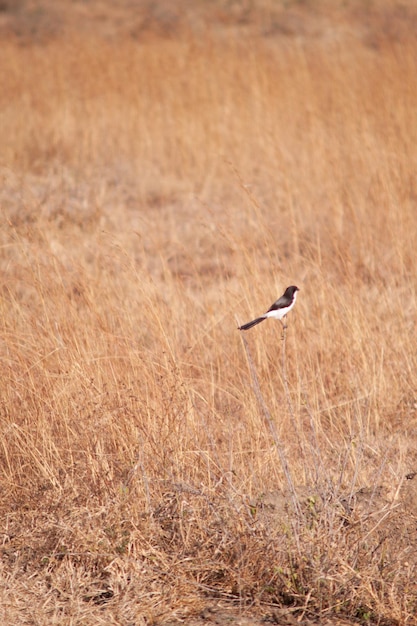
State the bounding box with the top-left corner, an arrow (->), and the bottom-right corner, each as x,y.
1,1 -> 417,624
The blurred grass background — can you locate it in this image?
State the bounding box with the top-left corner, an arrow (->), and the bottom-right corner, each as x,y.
1,1 -> 417,624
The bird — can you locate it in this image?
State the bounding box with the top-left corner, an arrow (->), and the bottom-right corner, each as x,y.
238,286 -> 299,331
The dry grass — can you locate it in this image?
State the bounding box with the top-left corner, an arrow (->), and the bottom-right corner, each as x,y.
1,5 -> 417,624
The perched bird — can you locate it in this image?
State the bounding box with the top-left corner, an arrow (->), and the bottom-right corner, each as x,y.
238,285 -> 299,331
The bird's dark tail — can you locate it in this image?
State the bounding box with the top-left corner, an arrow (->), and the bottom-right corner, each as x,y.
238,316 -> 266,331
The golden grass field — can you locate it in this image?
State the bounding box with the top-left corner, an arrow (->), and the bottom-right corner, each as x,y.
1,1 -> 417,624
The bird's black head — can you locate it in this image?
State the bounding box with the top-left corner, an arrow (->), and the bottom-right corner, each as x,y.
285,285 -> 299,296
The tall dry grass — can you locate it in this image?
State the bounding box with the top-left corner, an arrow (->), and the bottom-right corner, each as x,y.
1,24 -> 417,624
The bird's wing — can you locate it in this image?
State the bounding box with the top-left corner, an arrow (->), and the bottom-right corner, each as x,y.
267,295 -> 289,312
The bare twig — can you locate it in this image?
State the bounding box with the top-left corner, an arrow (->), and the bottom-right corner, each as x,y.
239,330 -> 301,517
